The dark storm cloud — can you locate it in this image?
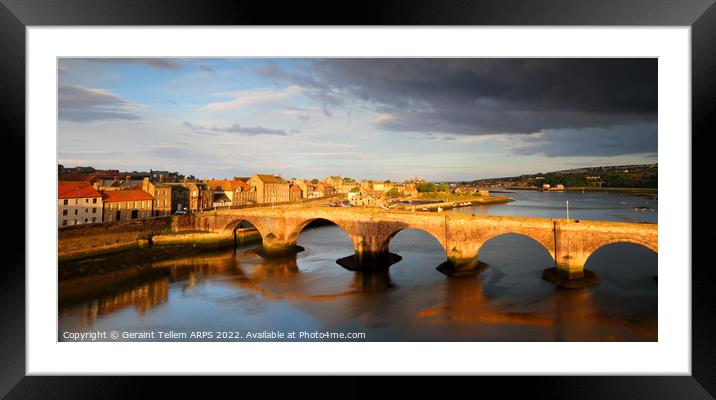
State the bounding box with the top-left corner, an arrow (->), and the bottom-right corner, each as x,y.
257,58 -> 657,156
59,83 -> 140,122
510,123 -> 657,157
182,121 -> 287,136
260,58 -> 656,134
88,58 -> 182,70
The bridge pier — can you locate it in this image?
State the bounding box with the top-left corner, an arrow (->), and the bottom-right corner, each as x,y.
336,237 -> 402,271
436,257 -> 489,277
256,234 -> 305,258
336,250 -> 402,271
543,223 -> 600,288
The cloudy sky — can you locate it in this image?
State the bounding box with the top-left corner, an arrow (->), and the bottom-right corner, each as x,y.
58,58 -> 657,181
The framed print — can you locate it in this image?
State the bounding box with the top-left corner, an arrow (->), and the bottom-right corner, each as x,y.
2,0 -> 714,397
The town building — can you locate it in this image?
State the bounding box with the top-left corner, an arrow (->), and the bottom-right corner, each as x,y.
206,179 -> 235,208
165,183 -> 190,213
316,182 -> 336,197
289,185 -> 303,202
58,181 -> 103,227
141,178 -> 173,216
180,181 -> 212,212
297,180 -> 319,198
349,191 -> 383,207
324,176 -> 344,188
247,174 -> 290,204
231,179 -> 256,206
101,189 -> 154,222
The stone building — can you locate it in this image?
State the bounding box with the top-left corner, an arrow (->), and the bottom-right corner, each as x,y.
206,179 -> 235,208
58,181 -> 103,227
247,174 -> 290,204
231,179 -> 256,206
141,177 -> 173,216
101,189 -> 154,222
289,185 -> 303,202
297,180 -> 318,198
316,182 -> 336,197
181,181 -> 212,212
349,191 -> 382,207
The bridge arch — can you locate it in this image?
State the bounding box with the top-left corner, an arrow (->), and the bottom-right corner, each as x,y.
380,225 -> 448,257
587,237 -> 658,256
582,238 -> 658,272
476,232 -> 556,263
224,217 -> 270,241
285,217 -> 356,248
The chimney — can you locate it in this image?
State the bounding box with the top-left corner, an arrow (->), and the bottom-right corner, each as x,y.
159,174 -> 164,183
126,175 -> 131,183
142,177 -> 150,193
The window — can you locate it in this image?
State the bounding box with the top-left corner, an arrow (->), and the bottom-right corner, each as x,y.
62,209 -> 68,216
85,198 -> 89,203
84,218 -> 88,223
63,199 -> 68,205
73,220 -> 78,225
85,208 -> 89,213
74,209 -> 78,215
93,198 -> 97,204
62,220 -> 67,226
92,217 -> 96,223
92,208 -> 96,214
74,199 -> 79,205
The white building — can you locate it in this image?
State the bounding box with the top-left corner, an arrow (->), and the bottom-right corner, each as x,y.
58,181 -> 103,227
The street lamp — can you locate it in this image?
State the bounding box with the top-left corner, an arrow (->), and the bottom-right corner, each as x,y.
566,200 -> 570,222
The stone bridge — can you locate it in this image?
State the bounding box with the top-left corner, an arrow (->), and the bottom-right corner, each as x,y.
173,207 -> 658,287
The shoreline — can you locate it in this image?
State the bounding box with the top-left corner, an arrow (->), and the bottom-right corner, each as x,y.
391,195 -> 513,212
58,229 -> 262,299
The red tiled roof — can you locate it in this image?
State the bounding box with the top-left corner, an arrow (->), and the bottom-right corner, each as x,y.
58,181 -> 101,199
290,185 -> 302,192
232,180 -> 251,191
206,179 -> 232,191
101,189 -> 154,203
58,173 -> 102,182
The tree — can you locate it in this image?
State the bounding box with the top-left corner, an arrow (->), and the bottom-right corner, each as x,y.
350,186 -> 360,192
311,178 -> 319,184
386,188 -> 402,197
417,182 -> 436,193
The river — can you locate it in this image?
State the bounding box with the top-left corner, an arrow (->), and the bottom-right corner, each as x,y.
58,190 -> 657,341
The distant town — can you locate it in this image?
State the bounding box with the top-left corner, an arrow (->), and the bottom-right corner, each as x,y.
57,163 -> 657,228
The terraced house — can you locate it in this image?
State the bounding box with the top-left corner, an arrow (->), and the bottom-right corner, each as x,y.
101,189 -> 154,222
58,181 -> 103,227
247,174 -> 290,204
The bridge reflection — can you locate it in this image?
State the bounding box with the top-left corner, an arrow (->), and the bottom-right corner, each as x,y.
59,245 -> 656,340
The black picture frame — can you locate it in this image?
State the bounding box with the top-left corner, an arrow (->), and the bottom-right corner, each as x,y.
2,0 -> 712,397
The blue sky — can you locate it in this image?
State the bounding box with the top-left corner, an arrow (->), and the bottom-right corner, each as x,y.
57,58 -> 657,181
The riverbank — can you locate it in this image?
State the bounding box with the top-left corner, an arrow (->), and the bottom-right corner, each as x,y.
58,229 -> 262,301
502,186 -> 657,199
392,195 -> 513,212
565,187 -> 658,199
